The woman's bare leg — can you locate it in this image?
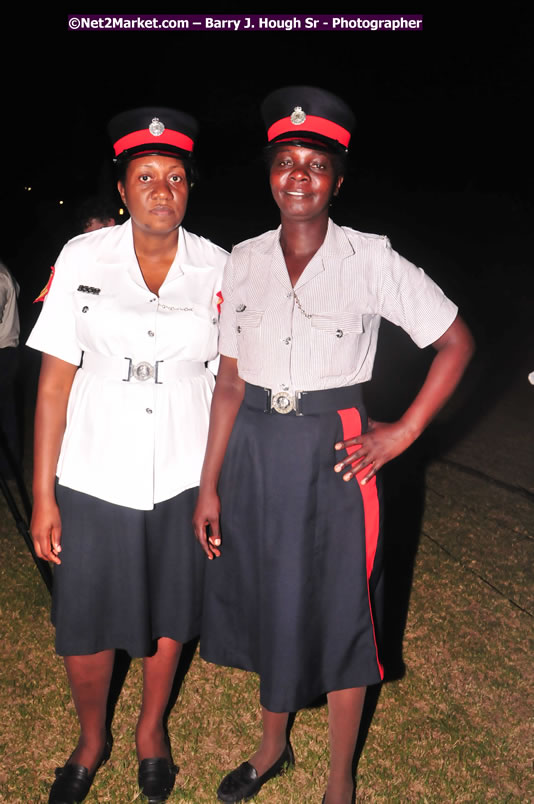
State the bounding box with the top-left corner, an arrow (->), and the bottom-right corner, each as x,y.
63,650 -> 115,773
248,707 -> 289,775
136,637 -> 182,760
324,687 -> 366,804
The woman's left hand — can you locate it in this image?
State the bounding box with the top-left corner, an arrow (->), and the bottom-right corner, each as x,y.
334,418 -> 415,485
334,316 -> 475,486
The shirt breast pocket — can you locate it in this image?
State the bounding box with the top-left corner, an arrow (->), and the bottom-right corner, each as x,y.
236,309 -> 264,374
73,292 -> 102,315
73,291 -> 121,346
310,312 -> 364,377
73,291 -> 108,330
190,303 -> 219,354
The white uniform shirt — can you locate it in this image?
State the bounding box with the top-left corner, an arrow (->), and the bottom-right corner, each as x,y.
219,219 -> 458,391
27,219 -> 228,510
0,262 -> 20,349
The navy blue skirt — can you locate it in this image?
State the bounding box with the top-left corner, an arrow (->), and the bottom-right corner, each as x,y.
201,384 -> 384,713
52,485 -> 204,657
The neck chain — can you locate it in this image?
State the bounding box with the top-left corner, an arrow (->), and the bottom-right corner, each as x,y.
149,298 -> 192,312
292,289 -> 312,319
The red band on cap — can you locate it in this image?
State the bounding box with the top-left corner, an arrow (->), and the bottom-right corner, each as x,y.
113,128 -> 194,156
267,115 -> 350,147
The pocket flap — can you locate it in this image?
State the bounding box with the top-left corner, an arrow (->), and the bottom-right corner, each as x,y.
236,309 -> 264,328
311,313 -> 364,333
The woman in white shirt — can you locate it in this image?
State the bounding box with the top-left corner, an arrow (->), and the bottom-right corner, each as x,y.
193,87 -> 474,804
28,107 -> 227,804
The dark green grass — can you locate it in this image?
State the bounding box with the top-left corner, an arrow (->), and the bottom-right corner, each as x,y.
0,462 -> 532,802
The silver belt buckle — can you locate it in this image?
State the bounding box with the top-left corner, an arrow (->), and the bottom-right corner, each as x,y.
132,361 -> 154,381
124,358 -> 162,383
271,391 -> 295,414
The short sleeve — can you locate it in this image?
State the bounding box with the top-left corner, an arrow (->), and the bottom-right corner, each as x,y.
26,247 -> 82,366
218,251 -> 238,359
0,274 -> 9,319
377,239 -> 458,348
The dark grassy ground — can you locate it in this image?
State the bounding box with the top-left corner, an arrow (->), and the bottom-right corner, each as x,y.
1,445 -> 532,802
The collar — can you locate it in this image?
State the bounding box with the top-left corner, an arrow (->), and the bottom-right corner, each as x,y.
95,219 -> 211,292
258,219 -> 355,291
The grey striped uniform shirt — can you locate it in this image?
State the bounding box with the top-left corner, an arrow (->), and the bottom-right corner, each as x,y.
218,219 -> 458,393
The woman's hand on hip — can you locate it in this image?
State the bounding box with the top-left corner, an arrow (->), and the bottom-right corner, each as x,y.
193,489 -> 222,559
31,499 -> 63,564
334,418 -> 414,485
334,316 -> 475,486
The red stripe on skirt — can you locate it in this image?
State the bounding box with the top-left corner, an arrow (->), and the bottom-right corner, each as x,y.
337,407 -> 384,679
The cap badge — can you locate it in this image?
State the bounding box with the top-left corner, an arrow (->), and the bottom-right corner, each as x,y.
149,117 -> 165,137
290,106 -> 306,126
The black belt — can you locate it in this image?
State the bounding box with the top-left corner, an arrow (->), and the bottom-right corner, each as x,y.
244,382 -> 363,416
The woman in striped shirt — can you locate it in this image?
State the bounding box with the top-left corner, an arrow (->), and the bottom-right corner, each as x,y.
193,86 -> 474,804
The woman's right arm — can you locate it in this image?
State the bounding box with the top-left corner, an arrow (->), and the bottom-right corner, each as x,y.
193,356 -> 245,559
31,354 -> 77,564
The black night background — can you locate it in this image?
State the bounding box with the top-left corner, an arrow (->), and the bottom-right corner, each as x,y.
2,7 -> 530,320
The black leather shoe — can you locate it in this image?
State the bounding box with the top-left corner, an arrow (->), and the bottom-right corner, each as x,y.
48,734 -> 113,803
138,757 -> 179,803
217,743 -> 295,802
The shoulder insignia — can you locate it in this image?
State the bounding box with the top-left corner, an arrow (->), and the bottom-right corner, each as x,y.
33,266 -> 55,303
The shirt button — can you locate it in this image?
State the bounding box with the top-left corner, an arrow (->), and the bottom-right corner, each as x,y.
283,336 -> 292,345
212,317 -> 217,325
237,326 -> 242,333
82,306 -> 89,313
336,330 -> 344,338
146,408 -> 153,414
286,291 -> 293,298
148,330 -> 154,337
